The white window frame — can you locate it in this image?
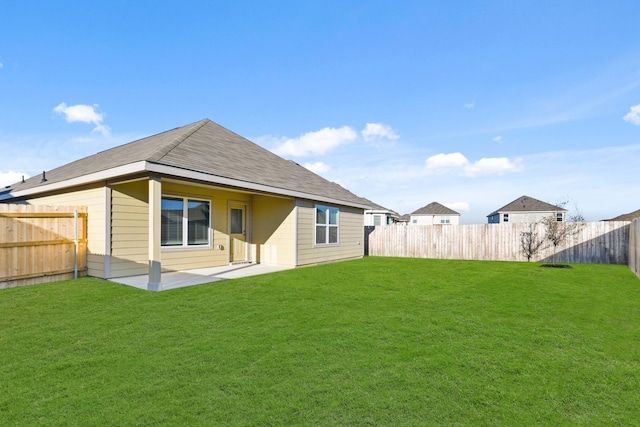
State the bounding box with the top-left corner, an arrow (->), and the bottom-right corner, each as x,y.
315,204 -> 339,246
161,195 -> 212,249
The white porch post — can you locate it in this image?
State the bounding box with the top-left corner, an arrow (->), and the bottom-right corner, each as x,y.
148,175 -> 162,291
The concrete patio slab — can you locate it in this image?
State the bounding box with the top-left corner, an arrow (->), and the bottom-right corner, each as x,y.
108,263 -> 292,291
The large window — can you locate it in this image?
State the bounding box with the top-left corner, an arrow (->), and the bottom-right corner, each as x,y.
315,205 -> 339,245
161,197 -> 210,247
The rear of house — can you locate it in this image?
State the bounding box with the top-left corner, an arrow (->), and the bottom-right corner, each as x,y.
487,195 -> 567,224
1,119 -> 369,289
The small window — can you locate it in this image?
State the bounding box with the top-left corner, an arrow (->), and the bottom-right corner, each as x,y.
315,205 -> 339,245
440,216 -> 450,224
161,196 -> 210,247
373,215 -> 381,226
556,212 -> 564,222
503,213 -> 509,222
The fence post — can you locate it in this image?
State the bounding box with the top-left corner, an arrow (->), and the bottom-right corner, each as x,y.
74,209 -> 78,280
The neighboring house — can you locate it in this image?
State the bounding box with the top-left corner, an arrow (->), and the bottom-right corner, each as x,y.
604,209 -> 640,222
0,119 -> 371,290
487,195 -> 567,224
397,214 -> 411,224
363,199 -> 400,226
409,202 -> 460,225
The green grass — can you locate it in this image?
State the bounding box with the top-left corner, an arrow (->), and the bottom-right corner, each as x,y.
1,258 -> 639,426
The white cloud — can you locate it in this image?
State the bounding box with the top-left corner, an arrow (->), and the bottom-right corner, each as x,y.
464,102 -> 475,109
493,136 -> 502,142
361,122 -> 399,143
304,161 -> 330,174
270,126 -> 357,157
0,171 -> 28,187
623,103 -> 640,125
425,152 -> 469,169
463,157 -> 522,176
53,102 -> 111,136
425,152 -> 522,176
0,62 -> 3,69
443,201 -> 470,212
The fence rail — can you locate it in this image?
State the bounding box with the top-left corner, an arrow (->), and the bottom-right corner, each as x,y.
0,204 -> 87,288
367,221 -> 631,265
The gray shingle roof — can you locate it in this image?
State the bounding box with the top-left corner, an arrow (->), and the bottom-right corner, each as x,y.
3,119 -> 370,208
605,209 -> 640,221
411,202 -> 460,216
487,195 -> 567,217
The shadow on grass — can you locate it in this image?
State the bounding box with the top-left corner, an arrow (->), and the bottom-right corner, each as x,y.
540,264 -> 573,269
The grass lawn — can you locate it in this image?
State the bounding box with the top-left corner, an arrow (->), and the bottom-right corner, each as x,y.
1,257 -> 639,426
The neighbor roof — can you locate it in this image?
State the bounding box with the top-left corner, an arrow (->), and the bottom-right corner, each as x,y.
362,198 -> 399,217
605,209 -> 640,222
487,195 -> 567,217
412,202 -> 460,216
1,119 -> 371,209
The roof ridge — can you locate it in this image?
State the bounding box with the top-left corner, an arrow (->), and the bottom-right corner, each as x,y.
147,119 -> 210,163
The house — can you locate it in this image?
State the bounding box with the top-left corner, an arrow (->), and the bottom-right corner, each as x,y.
409,202 -> 460,225
363,199 -> 399,226
487,195 -> 567,224
604,209 -> 640,222
0,119 -> 371,291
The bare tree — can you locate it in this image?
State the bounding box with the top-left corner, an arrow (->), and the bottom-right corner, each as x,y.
540,214 -> 584,265
520,223 -> 545,262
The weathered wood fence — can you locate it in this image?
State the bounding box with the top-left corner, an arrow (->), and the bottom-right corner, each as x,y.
0,204 -> 87,289
367,221 -> 631,265
630,218 -> 640,279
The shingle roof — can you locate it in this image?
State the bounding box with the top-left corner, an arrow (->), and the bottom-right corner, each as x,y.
361,197 -> 399,216
2,119 -> 371,208
411,202 -> 460,216
605,209 -> 640,221
487,195 -> 567,217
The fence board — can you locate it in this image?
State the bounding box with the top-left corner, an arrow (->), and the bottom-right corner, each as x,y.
368,222 -> 631,264
0,204 -> 87,288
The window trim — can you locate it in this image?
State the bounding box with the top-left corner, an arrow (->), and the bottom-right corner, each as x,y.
314,204 -> 339,246
161,195 -> 212,250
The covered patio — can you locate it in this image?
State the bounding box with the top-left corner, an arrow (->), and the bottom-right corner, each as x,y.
108,263 -> 292,291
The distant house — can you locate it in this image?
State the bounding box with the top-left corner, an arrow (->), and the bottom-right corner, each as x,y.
487,195 -> 567,224
0,119 -> 371,291
363,199 -> 399,226
604,209 -> 640,222
409,202 -> 460,225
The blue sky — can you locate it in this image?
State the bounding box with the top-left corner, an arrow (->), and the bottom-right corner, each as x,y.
1,1 -> 639,223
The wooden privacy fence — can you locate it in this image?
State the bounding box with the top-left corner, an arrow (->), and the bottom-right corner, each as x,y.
0,204 -> 87,289
630,218 -> 640,279
367,221 -> 631,265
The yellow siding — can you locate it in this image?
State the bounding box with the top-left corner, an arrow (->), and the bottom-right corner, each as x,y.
110,180 -> 148,277
158,181 -> 251,271
24,185 -> 106,277
296,201 -> 364,266
252,196 -> 296,266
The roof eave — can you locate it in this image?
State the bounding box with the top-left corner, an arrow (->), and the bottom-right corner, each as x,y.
0,161 -> 369,210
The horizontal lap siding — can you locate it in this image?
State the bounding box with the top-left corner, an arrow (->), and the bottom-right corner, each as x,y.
296,201 -> 364,266
252,196 -> 296,267
160,182 -> 249,270
110,181 -> 148,277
